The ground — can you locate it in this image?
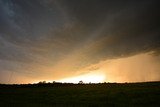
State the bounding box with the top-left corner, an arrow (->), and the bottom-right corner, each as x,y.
0,82 -> 160,107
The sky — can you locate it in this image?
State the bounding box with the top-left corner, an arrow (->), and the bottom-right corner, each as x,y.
0,0 -> 160,84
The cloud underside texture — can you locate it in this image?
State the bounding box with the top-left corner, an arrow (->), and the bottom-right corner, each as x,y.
0,0 -> 160,79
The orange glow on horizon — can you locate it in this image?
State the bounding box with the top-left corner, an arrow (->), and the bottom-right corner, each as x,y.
59,72 -> 105,83
11,52 -> 160,84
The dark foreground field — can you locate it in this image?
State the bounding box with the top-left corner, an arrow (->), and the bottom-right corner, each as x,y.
0,82 -> 160,107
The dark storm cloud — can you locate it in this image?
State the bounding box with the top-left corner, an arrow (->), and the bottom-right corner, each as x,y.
0,0 -> 160,75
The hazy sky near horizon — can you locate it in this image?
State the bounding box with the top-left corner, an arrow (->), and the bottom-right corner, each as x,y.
0,0 -> 160,84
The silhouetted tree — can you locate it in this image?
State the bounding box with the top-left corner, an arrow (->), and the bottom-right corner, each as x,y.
38,81 -> 46,84
78,80 -> 83,84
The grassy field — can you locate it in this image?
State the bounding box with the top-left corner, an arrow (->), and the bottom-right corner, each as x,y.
0,82 -> 160,107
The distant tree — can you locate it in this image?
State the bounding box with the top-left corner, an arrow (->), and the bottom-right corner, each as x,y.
78,80 -> 83,84
38,81 -> 46,84
38,81 -> 42,84
42,81 -> 46,84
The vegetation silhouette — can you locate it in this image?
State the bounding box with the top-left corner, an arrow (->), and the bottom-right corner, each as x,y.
0,81 -> 160,107
78,80 -> 84,84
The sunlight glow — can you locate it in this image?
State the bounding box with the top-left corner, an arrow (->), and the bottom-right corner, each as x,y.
59,72 -> 105,83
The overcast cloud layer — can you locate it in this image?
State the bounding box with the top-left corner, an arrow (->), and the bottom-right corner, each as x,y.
0,0 -> 160,83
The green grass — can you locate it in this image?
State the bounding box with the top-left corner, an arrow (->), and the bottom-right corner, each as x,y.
0,82 -> 160,107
